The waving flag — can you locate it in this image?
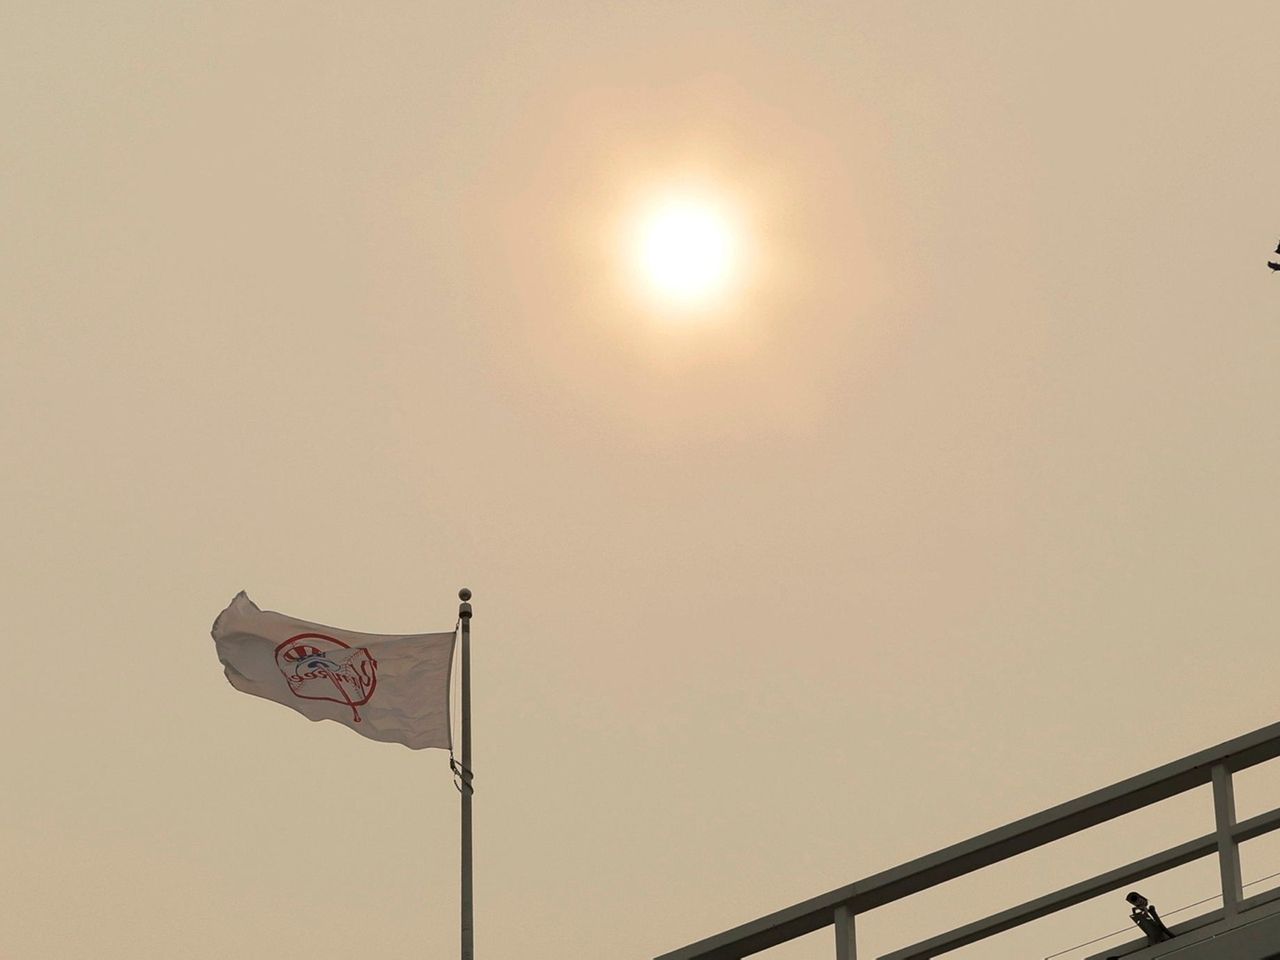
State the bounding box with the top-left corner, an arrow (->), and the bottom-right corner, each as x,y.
212,592 -> 456,750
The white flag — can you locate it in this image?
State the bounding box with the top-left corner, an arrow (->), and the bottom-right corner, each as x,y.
212,592 -> 456,750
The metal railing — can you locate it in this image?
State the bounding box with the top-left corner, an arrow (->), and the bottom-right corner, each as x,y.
654,720 -> 1280,960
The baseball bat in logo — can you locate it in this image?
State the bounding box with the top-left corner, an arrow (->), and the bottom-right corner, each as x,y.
275,633 -> 378,722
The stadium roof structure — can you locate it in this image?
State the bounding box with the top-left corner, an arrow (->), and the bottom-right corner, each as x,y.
655,720 -> 1280,960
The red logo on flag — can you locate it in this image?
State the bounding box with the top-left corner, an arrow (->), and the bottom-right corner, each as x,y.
275,633 -> 378,722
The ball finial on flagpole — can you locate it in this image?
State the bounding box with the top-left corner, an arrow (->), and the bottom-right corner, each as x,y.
459,587 -> 472,618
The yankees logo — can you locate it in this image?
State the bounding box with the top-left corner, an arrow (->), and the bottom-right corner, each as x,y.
274,633 -> 378,722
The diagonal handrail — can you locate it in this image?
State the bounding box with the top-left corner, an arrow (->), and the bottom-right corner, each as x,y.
655,720 -> 1280,960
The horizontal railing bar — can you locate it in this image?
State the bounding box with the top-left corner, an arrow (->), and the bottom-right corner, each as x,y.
879,833 -> 1219,960
1240,884 -> 1280,914
655,720 -> 1280,960
1233,806 -> 1280,844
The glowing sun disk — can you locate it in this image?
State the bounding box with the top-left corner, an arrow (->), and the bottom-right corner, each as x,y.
636,199 -> 737,305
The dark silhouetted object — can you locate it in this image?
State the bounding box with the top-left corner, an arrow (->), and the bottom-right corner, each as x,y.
1126,891 -> 1175,945
1268,261 -> 1280,271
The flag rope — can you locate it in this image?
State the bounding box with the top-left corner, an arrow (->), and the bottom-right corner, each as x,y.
448,617 -> 469,793
449,756 -> 474,795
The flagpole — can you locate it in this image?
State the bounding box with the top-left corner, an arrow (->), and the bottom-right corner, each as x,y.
458,587 -> 474,960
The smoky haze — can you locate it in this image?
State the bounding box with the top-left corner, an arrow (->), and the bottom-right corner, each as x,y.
4,4 -> 1280,960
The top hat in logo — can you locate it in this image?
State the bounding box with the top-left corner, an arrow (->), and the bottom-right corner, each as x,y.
275,633 -> 378,722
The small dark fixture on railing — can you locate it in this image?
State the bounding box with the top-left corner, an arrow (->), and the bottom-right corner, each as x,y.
1126,891 -> 1176,946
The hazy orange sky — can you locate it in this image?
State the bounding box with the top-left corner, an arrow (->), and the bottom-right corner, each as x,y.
5,4 -> 1280,959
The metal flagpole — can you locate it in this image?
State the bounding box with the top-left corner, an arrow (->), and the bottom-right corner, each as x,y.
458,587 -> 474,960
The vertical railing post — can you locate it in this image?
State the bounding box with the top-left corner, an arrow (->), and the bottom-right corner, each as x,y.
1212,763 -> 1243,915
835,904 -> 857,960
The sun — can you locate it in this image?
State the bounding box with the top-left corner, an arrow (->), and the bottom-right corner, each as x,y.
633,196 -> 740,308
